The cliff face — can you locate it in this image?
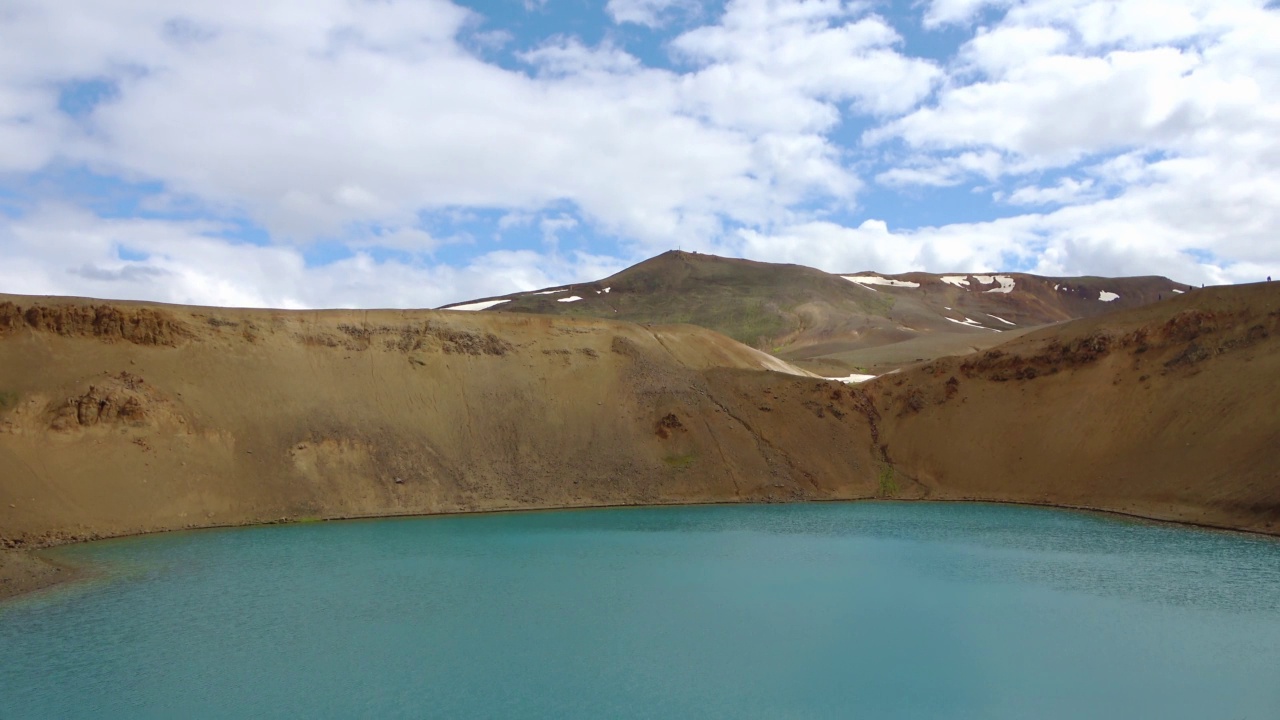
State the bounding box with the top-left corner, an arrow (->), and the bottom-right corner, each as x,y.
1,283 -> 1277,597
869,283 -> 1280,534
0,297 -> 879,550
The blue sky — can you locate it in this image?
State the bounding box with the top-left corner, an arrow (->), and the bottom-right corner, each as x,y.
1,0 -> 1278,308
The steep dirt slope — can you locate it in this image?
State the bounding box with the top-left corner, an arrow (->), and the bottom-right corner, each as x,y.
0,296 -> 877,556
2,285 -> 1278,599
869,282 -> 1280,534
442,251 -> 1185,374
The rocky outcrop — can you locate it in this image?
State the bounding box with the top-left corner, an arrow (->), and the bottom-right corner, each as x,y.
0,302 -> 192,346
49,372 -> 165,431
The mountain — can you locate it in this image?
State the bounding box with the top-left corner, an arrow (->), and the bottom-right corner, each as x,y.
441,250 -> 1188,375
3,280 -> 1278,598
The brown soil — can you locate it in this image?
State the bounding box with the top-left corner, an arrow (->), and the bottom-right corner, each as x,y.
2,282 -> 1277,600
867,282 -> 1280,534
0,296 -> 880,598
0,548 -> 80,599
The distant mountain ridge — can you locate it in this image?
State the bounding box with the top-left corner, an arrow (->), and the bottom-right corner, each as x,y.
440,251 -> 1188,374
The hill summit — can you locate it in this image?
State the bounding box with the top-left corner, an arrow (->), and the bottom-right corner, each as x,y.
441,251 -> 1188,374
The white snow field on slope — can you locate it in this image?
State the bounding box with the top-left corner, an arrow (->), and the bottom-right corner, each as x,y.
941,276 -> 970,288
827,373 -> 877,383
530,289 -> 566,295
1099,291 -> 1120,302
945,316 -> 1000,331
987,313 -> 1016,326
557,296 -> 584,303
986,276 -> 1015,294
446,299 -> 510,311
841,275 -> 921,288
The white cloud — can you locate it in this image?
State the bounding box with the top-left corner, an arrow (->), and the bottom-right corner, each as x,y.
860,0 -> 1280,285
876,150 -> 1007,187
923,0 -> 1010,29
607,0 -> 696,28
0,0 -> 940,254
1003,177 -> 1099,206
732,175 -> 1275,285
875,0 -> 1278,166
869,47 -> 1213,162
674,0 -> 942,122
0,0 -> 1277,309
0,206 -> 620,308
539,215 -> 579,247
729,216 -> 1034,277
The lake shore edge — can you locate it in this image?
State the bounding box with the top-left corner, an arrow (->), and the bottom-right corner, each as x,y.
6,495 -> 1277,605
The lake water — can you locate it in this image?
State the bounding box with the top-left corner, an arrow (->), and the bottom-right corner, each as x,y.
3,502 -> 1279,719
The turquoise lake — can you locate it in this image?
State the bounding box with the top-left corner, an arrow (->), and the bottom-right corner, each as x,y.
2,502 -> 1279,719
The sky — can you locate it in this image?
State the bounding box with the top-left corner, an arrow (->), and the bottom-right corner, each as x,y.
1,0 -> 1277,309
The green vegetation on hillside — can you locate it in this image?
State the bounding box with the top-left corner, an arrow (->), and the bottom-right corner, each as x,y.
877,464 -> 898,497
663,452 -> 698,470
454,250 -> 1184,367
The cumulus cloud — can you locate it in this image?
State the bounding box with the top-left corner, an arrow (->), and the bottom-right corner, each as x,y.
1002,177 -> 1100,206
923,0 -> 1010,29
607,0 -> 698,27
858,0 -> 1280,285
0,0 -> 938,251
674,0 -> 941,123
0,206 -> 622,308
0,0 -> 1277,308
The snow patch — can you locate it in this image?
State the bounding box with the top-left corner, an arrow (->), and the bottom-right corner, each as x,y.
941,275 -> 970,288
603,287 -> 611,293
973,275 -> 994,284
946,316 -> 1000,331
557,295 -> 584,303
1098,291 -> 1120,302
987,313 -> 1016,326
445,299 -> 509,311
1172,289 -> 1184,294
985,276 -> 1015,294
842,275 -> 920,288
530,289 -> 566,295
828,373 -> 877,384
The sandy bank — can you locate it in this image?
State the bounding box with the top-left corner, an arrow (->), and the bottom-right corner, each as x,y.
0,548 -> 81,601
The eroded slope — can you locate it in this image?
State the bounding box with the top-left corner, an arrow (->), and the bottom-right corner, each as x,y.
868,282 -> 1280,534
0,296 -> 877,556
3,285 -> 1279,599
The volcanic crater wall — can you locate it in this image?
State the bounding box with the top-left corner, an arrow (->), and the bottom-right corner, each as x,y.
2,283 -> 1278,576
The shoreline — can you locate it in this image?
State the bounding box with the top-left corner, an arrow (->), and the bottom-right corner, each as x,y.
0,549 -> 85,603
5,495 -> 1277,605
